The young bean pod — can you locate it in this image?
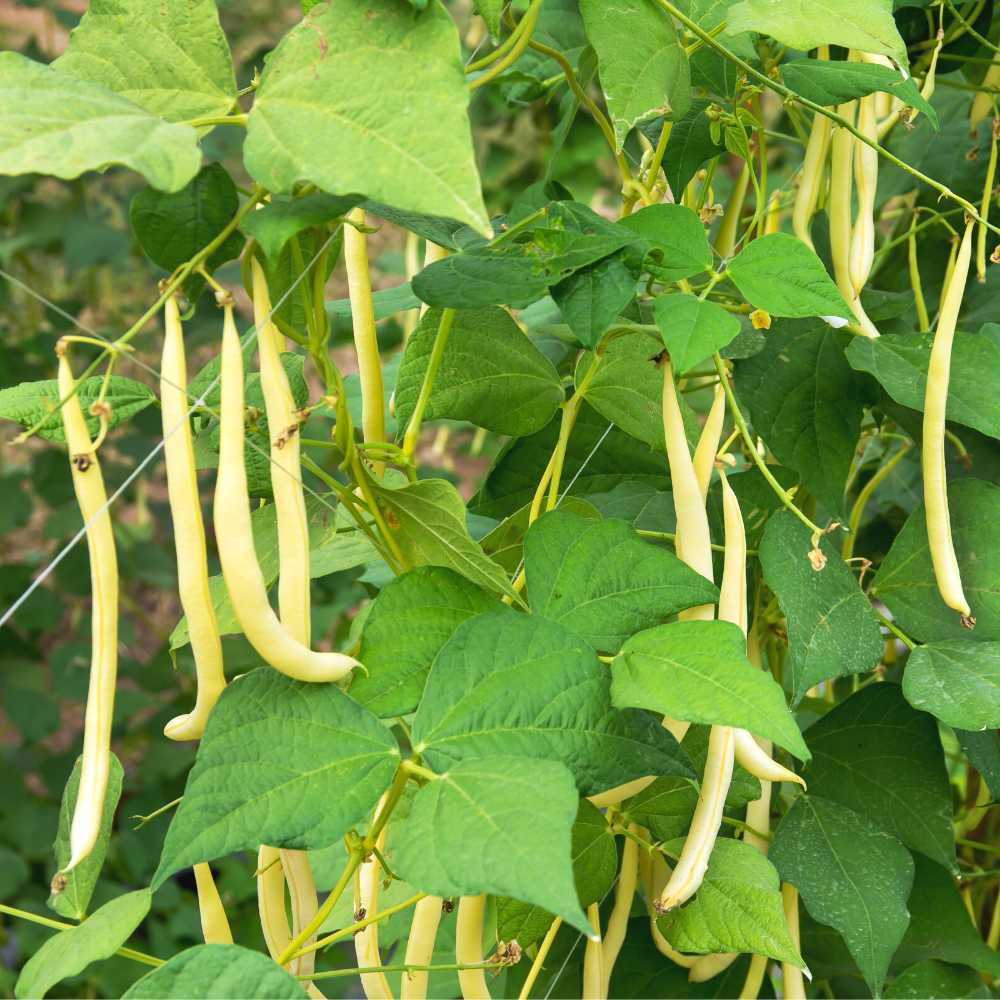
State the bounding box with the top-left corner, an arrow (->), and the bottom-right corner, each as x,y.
56,344 -> 118,875
160,295 -> 226,742
214,303 -> 362,681
401,896 -> 445,1000
193,863 -> 233,944
456,895 -> 491,1000
601,829 -> 639,994
582,902 -> 605,1000
355,834 -> 393,1000
923,220 -> 976,627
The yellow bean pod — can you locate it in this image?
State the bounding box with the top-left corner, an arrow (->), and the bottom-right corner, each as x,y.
355,833 -> 393,1000
214,303 -> 361,681
581,902 -> 604,1000
456,894 -> 491,1000
161,295 -> 227,742
193,863 -> 233,944
601,829 -> 639,994
57,345 -> 118,874
401,896 -> 445,1000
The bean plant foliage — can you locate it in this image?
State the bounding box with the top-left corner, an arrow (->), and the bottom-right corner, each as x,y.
2,0 -> 1000,998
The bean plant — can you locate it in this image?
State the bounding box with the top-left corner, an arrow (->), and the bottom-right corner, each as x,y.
0,0 -> 999,998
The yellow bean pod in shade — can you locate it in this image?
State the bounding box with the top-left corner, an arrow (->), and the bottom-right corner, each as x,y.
193,863 -> 233,944
637,846 -> 696,968
581,902 -> 604,1000
781,885 -> 807,1000
160,295 -> 227,742
213,303 -> 361,682
848,94 -> 878,297
601,829 -> 639,993
401,896 -> 445,1000
355,831 -> 392,1000
923,220 -> 976,626
56,346 -> 118,875
456,895 -> 491,1000
692,384 -> 726,502
688,951 -> 738,983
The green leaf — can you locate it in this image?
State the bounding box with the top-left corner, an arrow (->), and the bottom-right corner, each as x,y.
682,724 -> 762,809
579,0 -> 691,150
893,854 -> 1000,978
129,163 -> 244,276
726,233 -> 851,319
622,776 -> 699,842
0,53 -> 200,193
55,0 -> 236,122
733,321 -> 864,514
619,204 -> 713,282
473,401 -> 668,519
496,800 -> 616,950
611,620 -> 810,760
122,944 -> 309,999
782,60 -> 937,127
244,0 -> 489,234
327,282 -> 422,322
846,326 -> 1000,438
660,100 -> 726,196
371,477 -> 521,601
758,512 -> 883,703
903,640 -> 1000,730
886,960 -> 992,999
0,374 -> 155,444
654,293 -> 742,375
550,253 -> 637,348
153,669 -> 399,887
412,608 -> 694,794
770,795 -> 914,998
48,754 -> 124,920
476,0 -> 505,35
956,728 -> 1000,799
657,838 -> 803,966
524,509 -> 719,653
871,479 -> 1000,642
363,200 -> 470,251
349,566 -> 496,718
387,755 -> 591,935
393,307 -> 563,437
412,245 -> 552,308
726,0 -> 908,69
802,684 -> 955,869
0,846 -> 29,903
574,330 -> 670,450
16,889 -> 151,1000
241,192 -> 363,262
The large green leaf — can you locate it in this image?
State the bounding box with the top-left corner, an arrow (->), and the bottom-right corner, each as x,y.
122,945 -> 309,999
579,0 -> 691,149
524,509 -> 719,653
619,204 -> 713,282
956,728 -> 1000,799
0,374 -> 155,444
55,0 -> 235,122
371,477 -> 521,601
550,253 -> 637,348
726,233 -> 851,319
350,566 -> 497,718
16,890 -> 151,1000
393,307 -> 563,437
0,53 -> 200,193
387,755 -> 591,935
472,402 -> 668,518
871,479 -> 1000,642
242,192 -> 363,262
496,800 -> 616,950
733,320 -> 865,515
621,776 -> 699,842
130,163 -> 244,276
611,620 -> 810,760
48,754 -> 124,921
411,608 -> 694,795
660,100 -> 726,196
726,0 -> 908,68
759,513 -> 883,703
770,795 -> 914,998
654,293 -> 742,375
153,669 -> 400,887
411,245 -> 552,308
782,61 -> 936,126
244,0 -> 488,233
886,961 -> 992,1000
846,326 -> 1000,439
802,684 -> 955,869
893,854 -> 1000,979
657,838 -> 803,966
903,640 -> 1000,730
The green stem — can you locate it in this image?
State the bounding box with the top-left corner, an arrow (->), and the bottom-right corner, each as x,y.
876,611 -> 917,651
712,353 -> 824,537
297,892 -> 427,959
184,113 -> 248,129
469,0 -> 542,91
651,0 -> 1000,237
0,904 -> 163,968
301,960 -> 504,982
402,308 -> 455,457
842,443 -> 911,560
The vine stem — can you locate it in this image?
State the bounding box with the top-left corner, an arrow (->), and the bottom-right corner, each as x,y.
519,917 -> 563,999
876,611 -> 917,651
842,442 -> 912,560
402,308 -> 455,458
0,903 -> 163,968
652,0 -> 1000,238
469,0 -> 542,91
711,353 -> 824,537
301,960 -> 507,982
